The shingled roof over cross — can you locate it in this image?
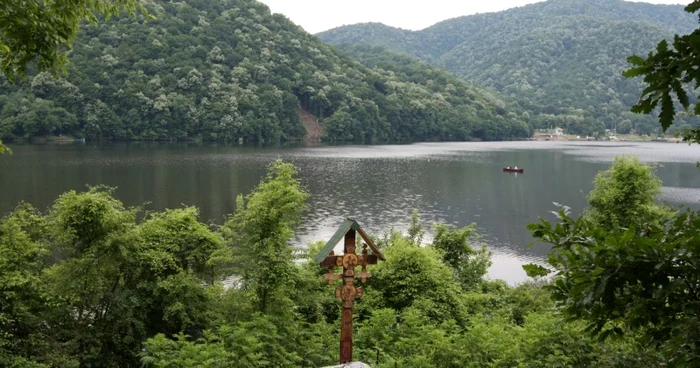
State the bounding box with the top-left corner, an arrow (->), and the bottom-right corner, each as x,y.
314,218 -> 385,265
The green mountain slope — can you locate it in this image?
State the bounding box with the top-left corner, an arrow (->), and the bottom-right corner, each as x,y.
319,0 -> 700,136
334,44 -> 533,139
0,0 -> 529,143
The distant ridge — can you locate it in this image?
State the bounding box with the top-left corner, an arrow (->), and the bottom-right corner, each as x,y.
319,0 -> 699,136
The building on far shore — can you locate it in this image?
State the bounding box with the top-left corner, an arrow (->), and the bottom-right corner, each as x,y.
533,127 -> 566,140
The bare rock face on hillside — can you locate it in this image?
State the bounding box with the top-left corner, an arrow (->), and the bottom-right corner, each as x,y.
322,363 -> 372,368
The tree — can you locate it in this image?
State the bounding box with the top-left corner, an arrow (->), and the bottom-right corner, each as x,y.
367,229 -> 470,326
223,160 -> 308,314
624,1 -> 700,141
0,187 -> 226,367
141,161 -> 322,368
45,188 -> 222,367
0,0 -> 147,80
407,209 -> 425,245
432,223 -> 491,291
525,155 -> 698,364
617,120 -> 632,134
527,207 -> 700,365
0,204 -> 51,367
586,155 -> 672,230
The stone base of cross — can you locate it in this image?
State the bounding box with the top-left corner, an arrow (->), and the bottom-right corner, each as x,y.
321,363 -> 372,368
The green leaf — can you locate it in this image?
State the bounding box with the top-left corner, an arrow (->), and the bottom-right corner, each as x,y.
659,93 -> 676,131
685,0 -> 700,13
671,81 -> 690,109
625,54 -> 646,66
622,66 -> 646,78
523,263 -> 551,278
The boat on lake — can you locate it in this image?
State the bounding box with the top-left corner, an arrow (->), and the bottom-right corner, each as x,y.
503,167 -> 524,173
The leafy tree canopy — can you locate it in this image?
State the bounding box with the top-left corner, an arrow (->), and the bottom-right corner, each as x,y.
526,155 -> 699,364
586,155 -> 673,230
528,206 -> 700,365
624,0 -> 700,141
222,160 -> 308,314
0,0 -> 147,80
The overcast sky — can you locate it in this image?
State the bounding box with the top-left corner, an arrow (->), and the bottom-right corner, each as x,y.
258,0 -> 685,34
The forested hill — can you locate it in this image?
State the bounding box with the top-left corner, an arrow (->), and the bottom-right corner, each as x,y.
334,44 -> 535,138
0,0 -> 530,143
319,0 -> 700,136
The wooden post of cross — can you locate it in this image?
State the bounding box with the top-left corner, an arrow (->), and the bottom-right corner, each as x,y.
315,219 -> 385,365
339,229 -> 357,362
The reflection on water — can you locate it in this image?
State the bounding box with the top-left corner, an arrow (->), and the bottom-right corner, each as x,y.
1,141 -> 699,283
662,187 -> 700,206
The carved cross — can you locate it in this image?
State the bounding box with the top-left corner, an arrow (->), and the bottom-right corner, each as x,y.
320,229 -> 378,364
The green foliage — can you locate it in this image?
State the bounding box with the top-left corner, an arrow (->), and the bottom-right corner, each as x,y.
0,0 -> 529,143
353,282 -> 656,368
406,209 -> 424,245
0,187 -> 224,367
529,206 -> 700,364
432,222 -> 491,290
1,161 -> 679,367
49,186 -> 135,252
522,264 -> 550,278
339,217 -> 663,367
223,160 -> 308,314
0,0 -> 147,80
367,235 -> 469,325
143,206 -> 654,368
142,315 -> 306,368
527,154 -> 700,364
586,156 -> 672,230
320,0 -> 700,137
624,0 -> 700,138
137,207 -> 224,278
0,204 -> 51,367
333,45 -> 534,141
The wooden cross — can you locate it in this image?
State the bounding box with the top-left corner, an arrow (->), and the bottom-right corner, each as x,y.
316,219 -> 385,365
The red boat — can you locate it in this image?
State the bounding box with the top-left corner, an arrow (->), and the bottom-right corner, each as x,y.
503,167 -> 524,173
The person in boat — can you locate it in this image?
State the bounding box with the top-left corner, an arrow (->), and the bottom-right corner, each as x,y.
507,166 -> 511,169
514,166 -> 518,170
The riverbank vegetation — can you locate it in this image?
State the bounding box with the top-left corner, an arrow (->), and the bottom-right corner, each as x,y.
527,155 -> 699,364
2,157 -> 695,367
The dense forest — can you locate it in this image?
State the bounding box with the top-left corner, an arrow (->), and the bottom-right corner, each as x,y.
319,0 -> 700,137
0,0 -> 531,143
328,45 -> 534,140
4,159 -> 693,368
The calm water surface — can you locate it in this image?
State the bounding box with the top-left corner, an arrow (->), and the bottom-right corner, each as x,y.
2,141 -> 699,283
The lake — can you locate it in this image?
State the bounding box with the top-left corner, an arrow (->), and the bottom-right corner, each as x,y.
2,141 -> 699,283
